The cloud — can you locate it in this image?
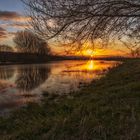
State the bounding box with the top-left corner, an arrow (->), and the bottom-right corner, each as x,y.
0,10 -> 30,22
8,23 -> 30,29
0,11 -> 31,45
0,27 -> 15,40
0,22 -> 30,30
0,27 -> 5,32
0,27 -> 7,39
0,11 -> 20,20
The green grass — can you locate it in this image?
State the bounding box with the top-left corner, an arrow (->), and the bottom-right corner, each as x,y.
0,59 -> 140,140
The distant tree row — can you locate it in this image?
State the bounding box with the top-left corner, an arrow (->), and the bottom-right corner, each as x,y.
0,30 -> 50,55
14,30 -> 50,55
0,45 -> 14,52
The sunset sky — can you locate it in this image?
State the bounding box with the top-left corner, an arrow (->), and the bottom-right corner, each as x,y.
0,0 -> 28,45
0,0 -> 128,56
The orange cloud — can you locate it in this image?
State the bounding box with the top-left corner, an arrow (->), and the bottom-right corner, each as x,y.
0,27 -> 7,39
7,23 -> 30,29
0,11 -> 20,20
0,10 -> 30,22
0,11 -> 31,43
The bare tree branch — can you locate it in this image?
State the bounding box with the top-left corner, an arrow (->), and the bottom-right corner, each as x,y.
22,0 -> 140,55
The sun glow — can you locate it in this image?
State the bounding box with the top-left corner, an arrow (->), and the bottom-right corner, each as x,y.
83,60 -> 100,71
82,49 -> 102,57
83,49 -> 94,57
86,60 -> 94,70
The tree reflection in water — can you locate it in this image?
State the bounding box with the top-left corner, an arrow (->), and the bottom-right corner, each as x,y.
0,67 -> 14,80
0,61 -> 120,115
16,65 -> 50,92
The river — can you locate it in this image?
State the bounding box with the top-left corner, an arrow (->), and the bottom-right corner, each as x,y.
0,60 -> 119,115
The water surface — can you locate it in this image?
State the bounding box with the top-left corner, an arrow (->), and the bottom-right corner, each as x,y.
0,60 -> 119,114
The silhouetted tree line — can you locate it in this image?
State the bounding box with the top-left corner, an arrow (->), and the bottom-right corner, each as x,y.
0,45 -> 14,53
0,30 -> 52,63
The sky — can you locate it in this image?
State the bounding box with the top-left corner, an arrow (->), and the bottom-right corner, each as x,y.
0,0 -> 29,46
0,0 -> 24,13
0,0 -> 65,54
0,0 -> 127,56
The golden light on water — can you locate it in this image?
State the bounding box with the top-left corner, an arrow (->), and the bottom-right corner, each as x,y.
86,60 -> 94,70
83,60 -> 112,71
83,60 -> 99,71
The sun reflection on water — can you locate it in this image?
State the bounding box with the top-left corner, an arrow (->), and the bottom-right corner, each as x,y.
0,60 -> 120,114
85,60 -> 94,71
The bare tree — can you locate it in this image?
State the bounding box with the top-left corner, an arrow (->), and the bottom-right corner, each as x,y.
22,0 -> 140,53
120,23 -> 140,57
121,37 -> 140,57
14,30 -> 50,55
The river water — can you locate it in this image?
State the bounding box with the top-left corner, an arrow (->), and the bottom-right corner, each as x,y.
0,60 -> 119,115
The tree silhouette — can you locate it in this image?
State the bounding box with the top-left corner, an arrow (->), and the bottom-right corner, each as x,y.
22,0 -> 140,55
0,45 -> 14,52
14,30 -> 50,55
120,30 -> 140,57
0,67 -> 14,80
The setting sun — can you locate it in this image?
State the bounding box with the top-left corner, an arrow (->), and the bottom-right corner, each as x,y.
83,49 -> 94,57
82,49 -> 102,57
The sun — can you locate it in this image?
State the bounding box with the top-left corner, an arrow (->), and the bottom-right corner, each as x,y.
83,49 -> 94,57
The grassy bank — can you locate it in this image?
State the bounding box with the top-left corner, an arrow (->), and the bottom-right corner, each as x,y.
0,59 -> 140,140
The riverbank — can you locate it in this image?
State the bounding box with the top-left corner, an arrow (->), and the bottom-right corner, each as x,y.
0,59 -> 140,140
